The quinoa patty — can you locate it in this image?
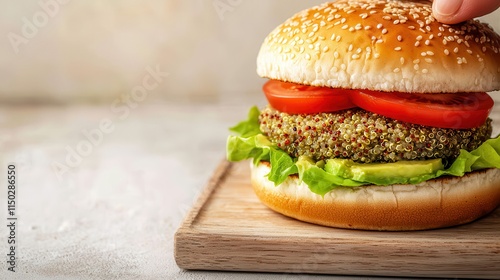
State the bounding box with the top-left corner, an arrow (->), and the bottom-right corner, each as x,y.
259,107 -> 492,164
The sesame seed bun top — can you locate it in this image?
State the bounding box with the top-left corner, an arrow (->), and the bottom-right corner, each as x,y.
256,0 -> 500,93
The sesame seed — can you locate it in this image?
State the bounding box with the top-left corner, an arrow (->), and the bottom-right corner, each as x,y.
352,54 -> 360,59
377,23 -> 383,29
415,41 -> 420,47
414,64 -> 419,70
421,52 -> 427,57
334,51 -> 339,58
348,44 -> 353,51
364,26 -> 372,30
444,49 -> 450,55
400,57 -> 405,65
374,53 -> 380,58
394,47 -> 402,51
342,25 -> 349,30
393,67 -> 401,73
382,29 -> 388,34
425,58 -> 433,63
305,53 -> 311,60
426,51 -> 434,56
422,69 -> 429,74
397,35 -> 403,41
336,35 -> 341,42
467,49 -> 472,54
413,59 -> 420,64
416,35 -> 423,41
454,47 -> 459,53
425,40 -> 430,45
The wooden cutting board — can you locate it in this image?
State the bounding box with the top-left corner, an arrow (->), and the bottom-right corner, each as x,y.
174,160 -> 500,279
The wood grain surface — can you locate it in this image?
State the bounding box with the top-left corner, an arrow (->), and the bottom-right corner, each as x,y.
174,160 -> 500,279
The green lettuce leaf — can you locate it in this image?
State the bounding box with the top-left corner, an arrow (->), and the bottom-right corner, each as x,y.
437,136 -> 500,177
267,148 -> 298,185
226,106 -> 298,185
229,106 -> 262,138
227,134 -> 271,164
296,157 -> 366,196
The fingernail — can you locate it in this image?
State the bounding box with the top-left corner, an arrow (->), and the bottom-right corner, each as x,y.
433,0 -> 463,16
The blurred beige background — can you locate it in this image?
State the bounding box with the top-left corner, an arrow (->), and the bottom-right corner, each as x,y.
0,0 -> 499,104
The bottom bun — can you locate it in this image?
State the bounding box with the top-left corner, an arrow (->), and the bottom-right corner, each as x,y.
251,162 -> 500,231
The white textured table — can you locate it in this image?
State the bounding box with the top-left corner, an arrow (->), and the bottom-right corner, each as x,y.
0,96 -> 499,280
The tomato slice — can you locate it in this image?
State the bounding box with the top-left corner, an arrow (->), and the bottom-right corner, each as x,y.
262,79 -> 493,129
348,90 -> 493,129
263,80 -> 356,114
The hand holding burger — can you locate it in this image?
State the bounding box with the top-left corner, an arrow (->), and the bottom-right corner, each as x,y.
227,0 -> 500,231
432,0 -> 500,24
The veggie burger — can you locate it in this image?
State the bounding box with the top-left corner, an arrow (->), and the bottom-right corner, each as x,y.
227,0 -> 500,230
